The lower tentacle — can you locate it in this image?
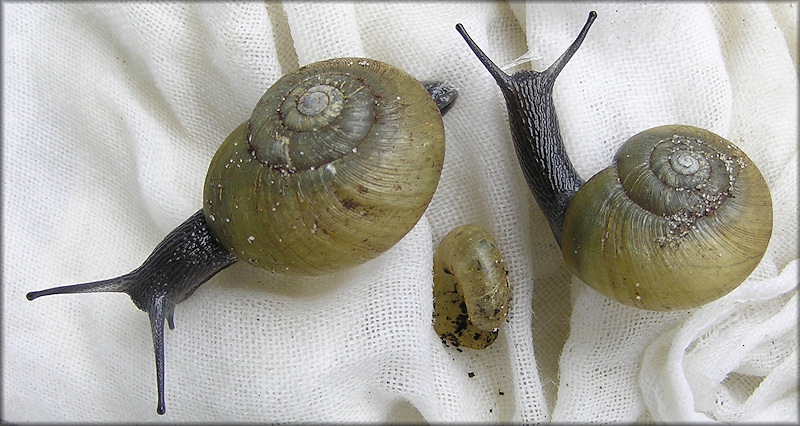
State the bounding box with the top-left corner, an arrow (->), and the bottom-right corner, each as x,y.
148,295 -> 168,415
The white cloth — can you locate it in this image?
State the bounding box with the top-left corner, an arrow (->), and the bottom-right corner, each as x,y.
3,2 -> 797,422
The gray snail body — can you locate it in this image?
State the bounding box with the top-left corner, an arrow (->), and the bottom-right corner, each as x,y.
457,12 -> 773,311
26,57 -> 458,414
433,225 -> 509,350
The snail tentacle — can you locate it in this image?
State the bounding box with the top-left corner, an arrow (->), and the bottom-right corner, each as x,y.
457,12 -> 597,244
26,275 -> 136,300
541,11 -> 597,85
26,210 -> 239,308
149,295 -> 167,415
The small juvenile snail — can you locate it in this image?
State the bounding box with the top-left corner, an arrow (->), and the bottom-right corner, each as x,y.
26,57 -> 458,414
456,12 -> 773,311
433,225 -> 509,350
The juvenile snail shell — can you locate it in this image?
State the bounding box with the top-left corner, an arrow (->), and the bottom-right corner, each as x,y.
26,57 -> 457,414
433,225 -> 509,350
457,13 -> 773,311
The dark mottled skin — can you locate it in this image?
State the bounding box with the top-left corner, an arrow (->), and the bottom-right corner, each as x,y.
499,74 -> 585,244
25,81 -> 458,415
456,12 -> 596,245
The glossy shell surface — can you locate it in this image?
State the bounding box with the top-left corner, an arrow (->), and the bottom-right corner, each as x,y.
561,125 -> 773,310
204,58 -> 445,275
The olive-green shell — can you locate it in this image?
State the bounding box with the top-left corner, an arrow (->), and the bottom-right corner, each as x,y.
203,58 -> 445,275
561,125 -> 773,311
433,224 -> 509,350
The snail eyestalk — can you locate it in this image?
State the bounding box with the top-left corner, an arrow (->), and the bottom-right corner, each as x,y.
26,210 -> 239,414
542,11 -> 597,84
456,12 -> 596,244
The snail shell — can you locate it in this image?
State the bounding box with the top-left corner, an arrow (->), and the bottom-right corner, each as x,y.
561,125 -> 773,310
204,58 -> 446,275
433,225 -> 509,350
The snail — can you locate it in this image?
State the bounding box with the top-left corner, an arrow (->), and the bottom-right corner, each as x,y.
456,12 -> 773,311
433,225 -> 509,350
25,57 -> 458,415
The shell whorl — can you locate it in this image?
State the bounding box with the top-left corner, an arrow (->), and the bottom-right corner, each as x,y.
561,125 -> 773,310
203,58 -> 445,275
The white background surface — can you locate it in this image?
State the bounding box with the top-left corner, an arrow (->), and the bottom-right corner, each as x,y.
3,2 -> 797,422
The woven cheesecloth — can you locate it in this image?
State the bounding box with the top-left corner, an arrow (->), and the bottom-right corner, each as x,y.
3,2 -> 797,422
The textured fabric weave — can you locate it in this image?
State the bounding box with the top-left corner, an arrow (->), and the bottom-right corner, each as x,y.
3,3 -> 797,422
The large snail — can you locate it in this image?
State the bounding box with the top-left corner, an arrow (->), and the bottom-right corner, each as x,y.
26,57 -> 458,414
456,12 -> 773,311
433,224 -> 509,350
